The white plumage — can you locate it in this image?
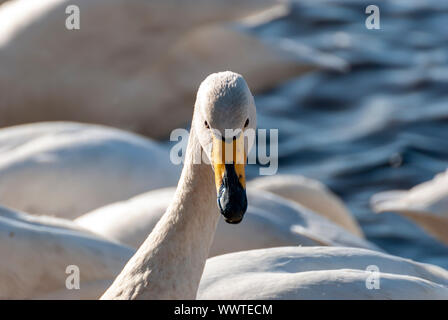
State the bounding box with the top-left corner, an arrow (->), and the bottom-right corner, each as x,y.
198,246 -> 448,299
76,188 -> 379,255
248,174 -> 364,237
0,205 -> 134,299
371,169 -> 448,244
0,122 -> 180,219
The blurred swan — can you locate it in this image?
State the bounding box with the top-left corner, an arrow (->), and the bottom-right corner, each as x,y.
370,169 -> 448,245
0,122 -> 180,219
248,174 -> 364,237
76,188 -> 379,255
0,0 -> 341,139
0,205 -> 134,299
198,246 -> 448,299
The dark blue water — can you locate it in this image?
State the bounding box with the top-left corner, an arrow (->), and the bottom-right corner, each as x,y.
248,0 -> 448,268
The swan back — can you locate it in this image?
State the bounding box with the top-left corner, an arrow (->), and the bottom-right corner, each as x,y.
0,205 -> 134,299
248,174 -> 363,237
198,246 -> 448,299
0,0 -> 284,138
371,169 -> 448,216
371,169 -> 448,244
0,122 -> 180,219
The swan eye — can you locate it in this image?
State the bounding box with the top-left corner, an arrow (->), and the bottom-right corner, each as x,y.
204,121 -> 210,129
244,118 -> 249,128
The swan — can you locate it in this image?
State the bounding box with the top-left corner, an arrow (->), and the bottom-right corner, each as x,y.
247,174 -> 364,237
76,187 -> 379,255
0,204 -> 135,299
0,0 -> 327,139
198,246 -> 448,299
370,169 -> 448,245
101,71 -> 259,299
0,122 -> 180,219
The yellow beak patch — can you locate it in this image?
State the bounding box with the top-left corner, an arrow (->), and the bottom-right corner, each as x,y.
212,134 -> 246,193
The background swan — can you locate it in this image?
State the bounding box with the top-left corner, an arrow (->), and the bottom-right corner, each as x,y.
198,246 -> 448,299
76,187 -> 379,255
0,205 -> 134,299
0,0 -> 340,139
0,122 -> 180,219
248,174 -> 364,237
370,169 -> 448,245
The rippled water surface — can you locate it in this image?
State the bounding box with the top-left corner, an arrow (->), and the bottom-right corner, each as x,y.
247,0 -> 448,268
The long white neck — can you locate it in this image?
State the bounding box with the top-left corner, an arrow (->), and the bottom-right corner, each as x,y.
101,125 -> 219,300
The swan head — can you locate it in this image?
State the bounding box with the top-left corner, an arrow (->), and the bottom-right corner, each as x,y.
193,71 -> 257,224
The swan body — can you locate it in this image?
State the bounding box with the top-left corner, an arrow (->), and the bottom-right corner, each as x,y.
248,174 -> 363,237
0,122 -> 180,219
0,0 -> 326,139
76,187 -> 379,255
0,205 -> 134,299
370,169 -> 448,245
198,246 -> 448,300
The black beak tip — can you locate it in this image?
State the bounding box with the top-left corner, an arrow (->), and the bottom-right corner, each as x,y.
217,163 -> 247,224
218,190 -> 247,224
224,216 -> 244,224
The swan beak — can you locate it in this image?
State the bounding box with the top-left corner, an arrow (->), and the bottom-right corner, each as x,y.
212,134 -> 247,224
